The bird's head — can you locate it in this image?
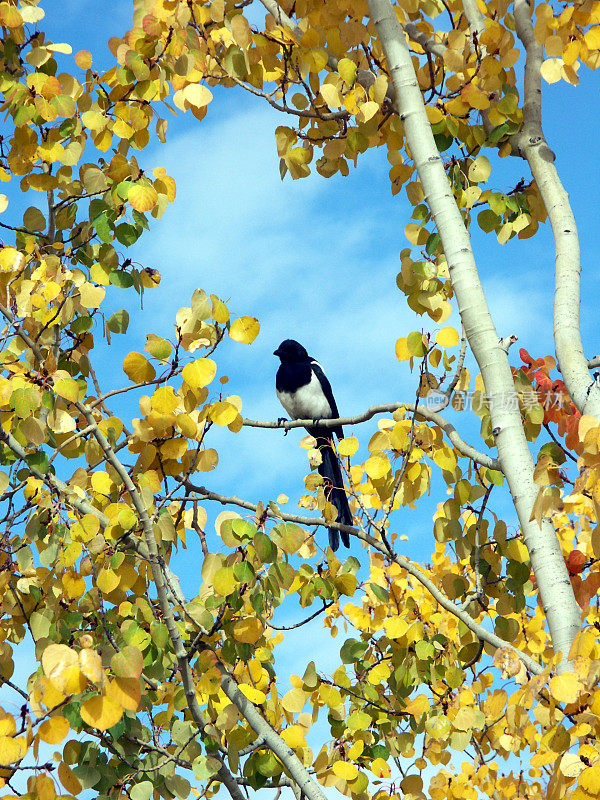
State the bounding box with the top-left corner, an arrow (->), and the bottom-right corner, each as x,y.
274,339 -> 309,362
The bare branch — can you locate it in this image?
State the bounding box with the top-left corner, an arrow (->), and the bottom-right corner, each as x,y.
243,403 -> 500,470
183,480 -> 542,675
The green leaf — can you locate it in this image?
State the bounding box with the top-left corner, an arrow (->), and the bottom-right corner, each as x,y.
230,518 -> 257,541
340,637 -> 368,664
106,310 -> 129,334
11,387 -> 39,418
486,468 -> 504,485
425,232 -> 440,255
95,212 -> 113,243
369,583 -> 389,602
132,209 -> 149,230
114,223 -> 140,246
271,522 -> 305,553
25,451 -> 50,474
415,640 -> 435,660
477,209 -> 501,233
407,331 -> 427,357
192,756 -> 222,780
110,270 -> 134,288
433,132 -> 453,152
71,315 -> 94,334
253,532 -> 277,563
130,781 -> 154,800
224,45 -> 248,79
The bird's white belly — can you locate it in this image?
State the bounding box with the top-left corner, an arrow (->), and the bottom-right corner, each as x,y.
277,372 -> 332,420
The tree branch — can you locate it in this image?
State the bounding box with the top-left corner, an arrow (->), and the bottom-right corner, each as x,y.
183,480 -> 541,675
243,402 -> 500,469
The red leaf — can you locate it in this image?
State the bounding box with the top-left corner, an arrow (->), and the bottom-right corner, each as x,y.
567,549 -> 586,576
519,348 -> 532,364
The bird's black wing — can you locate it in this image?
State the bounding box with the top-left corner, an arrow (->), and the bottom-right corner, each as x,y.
309,360 -> 343,439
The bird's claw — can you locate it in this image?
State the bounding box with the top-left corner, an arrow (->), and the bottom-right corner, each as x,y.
277,417 -> 289,435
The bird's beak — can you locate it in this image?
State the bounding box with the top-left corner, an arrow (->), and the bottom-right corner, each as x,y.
273,348 -> 282,357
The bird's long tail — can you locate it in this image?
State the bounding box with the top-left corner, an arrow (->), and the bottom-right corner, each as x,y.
316,436 -> 352,550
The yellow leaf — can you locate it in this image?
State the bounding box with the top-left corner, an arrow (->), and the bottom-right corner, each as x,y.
91,471 -> 113,495
229,316 -> 260,344
403,693 -> 430,716
578,763 -> 600,795
59,761 -> 82,795
182,358 -> 217,388
281,725 -> 307,748
184,83 -> 213,108
468,155 -> 491,182
210,401 -> 238,426
54,377 -> 79,403
150,386 -> 179,414
357,100 -> 379,123
0,735 -> 26,763
128,183 -> 158,212
0,710 -> 15,737
365,452 -> 390,480
79,282 -> 106,309
436,326 -> 459,347
332,761 -> 359,780
97,568 -> 120,594
338,437 -> 358,457
75,49 -> 92,69
238,684 -> 266,704
38,716 -> 69,744
123,352 -> 156,383
383,616 -> 408,639
338,58 -> 357,86
540,58 -> 563,83
79,649 -> 103,686
426,106 -> 444,124
213,566 -> 236,596
20,5 -> 45,22
320,82 -> 342,108
233,617 -> 263,644
370,757 -> 391,778
211,294 -> 230,322
80,695 -> 123,730
395,337 -> 411,360
42,644 -> 86,695
282,687 -> 307,713
106,677 -> 141,712
584,26 -> 600,50
550,672 -> 584,704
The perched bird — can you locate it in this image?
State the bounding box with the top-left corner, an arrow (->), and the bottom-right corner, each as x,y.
274,339 -> 352,550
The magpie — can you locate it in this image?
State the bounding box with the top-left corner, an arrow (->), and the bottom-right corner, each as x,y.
274,339 -> 352,550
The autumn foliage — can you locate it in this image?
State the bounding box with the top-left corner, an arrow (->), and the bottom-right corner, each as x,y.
1,1 -> 600,800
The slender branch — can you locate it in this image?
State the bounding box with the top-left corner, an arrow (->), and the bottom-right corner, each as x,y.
268,601 -> 334,631
243,403 -> 500,470
183,479 -> 541,674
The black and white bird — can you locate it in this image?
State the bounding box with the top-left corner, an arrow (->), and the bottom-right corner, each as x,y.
274,339 -> 352,550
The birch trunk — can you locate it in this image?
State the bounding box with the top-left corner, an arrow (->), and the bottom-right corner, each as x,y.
511,0 -> 600,418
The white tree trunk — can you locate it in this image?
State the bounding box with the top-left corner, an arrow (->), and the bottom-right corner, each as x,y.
511,0 -> 600,418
